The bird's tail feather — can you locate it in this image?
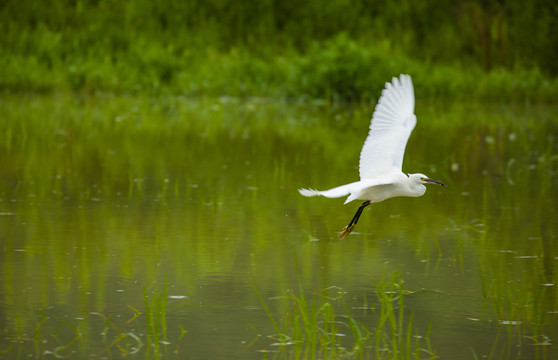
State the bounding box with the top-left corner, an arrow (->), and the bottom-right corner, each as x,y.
298,188 -> 322,197
298,183 -> 354,199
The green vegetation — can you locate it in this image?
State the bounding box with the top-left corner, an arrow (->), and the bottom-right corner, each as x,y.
258,270 -> 435,359
1,93 -> 556,202
1,2 -> 557,355
1,0 -> 558,101
0,280 -> 177,358
0,95 -> 556,358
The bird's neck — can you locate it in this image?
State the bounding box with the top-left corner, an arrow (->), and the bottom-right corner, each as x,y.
407,182 -> 426,197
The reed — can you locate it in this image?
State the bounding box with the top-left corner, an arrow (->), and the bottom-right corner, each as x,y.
143,278 -> 170,360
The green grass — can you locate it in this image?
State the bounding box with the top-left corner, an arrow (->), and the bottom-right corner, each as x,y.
479,249 -> 554,354
2,33 -> 557,103
2,0 -> 558,101
2,92 -> 556,205
0,280 -> 176,359
143,278 -> 170,360
257,270 -> 435,359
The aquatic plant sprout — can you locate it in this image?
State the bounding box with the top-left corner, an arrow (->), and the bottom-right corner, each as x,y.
299,74 -> 446,238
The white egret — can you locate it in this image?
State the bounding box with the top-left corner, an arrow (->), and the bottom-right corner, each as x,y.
298,74 -> 446,239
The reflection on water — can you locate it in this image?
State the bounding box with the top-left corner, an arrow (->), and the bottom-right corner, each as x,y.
1,95 -> 557,359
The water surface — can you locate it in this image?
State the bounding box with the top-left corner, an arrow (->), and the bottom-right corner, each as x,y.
1,95 -> 557,359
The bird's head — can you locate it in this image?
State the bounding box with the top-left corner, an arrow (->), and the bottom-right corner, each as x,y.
408,173 -> 447,187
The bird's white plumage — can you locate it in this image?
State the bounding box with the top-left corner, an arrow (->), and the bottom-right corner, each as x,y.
298,74 -> 444,209
300,175 -> 409,204
298,74 -> 445,237
359,74 -> 416,179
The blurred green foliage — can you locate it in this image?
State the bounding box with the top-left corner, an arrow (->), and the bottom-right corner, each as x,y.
1,0 -> 557,101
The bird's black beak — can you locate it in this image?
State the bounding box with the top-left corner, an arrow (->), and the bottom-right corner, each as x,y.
425,178 -> 446,187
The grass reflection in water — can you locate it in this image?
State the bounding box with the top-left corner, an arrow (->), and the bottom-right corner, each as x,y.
0,95 -> 557,359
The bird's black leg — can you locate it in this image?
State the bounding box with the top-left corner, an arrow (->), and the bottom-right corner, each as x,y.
348,200 -> 371,227
338,200 -> 371,239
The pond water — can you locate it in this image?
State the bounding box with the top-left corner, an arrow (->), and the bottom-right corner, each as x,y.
1,94 -> 557,359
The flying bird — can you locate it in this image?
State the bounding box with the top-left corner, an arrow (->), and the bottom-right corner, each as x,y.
298,74 -> 446,239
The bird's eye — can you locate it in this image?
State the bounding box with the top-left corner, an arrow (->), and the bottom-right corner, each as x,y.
420,177 -> 426,181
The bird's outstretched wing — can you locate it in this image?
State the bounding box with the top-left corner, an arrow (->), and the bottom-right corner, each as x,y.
359,74 -> 416,179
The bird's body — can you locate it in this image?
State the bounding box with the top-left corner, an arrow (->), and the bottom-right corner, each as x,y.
299,172 -> 427,203
298,74 -> 446,238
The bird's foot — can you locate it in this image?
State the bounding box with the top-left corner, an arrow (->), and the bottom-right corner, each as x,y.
338,224 -> 355,239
